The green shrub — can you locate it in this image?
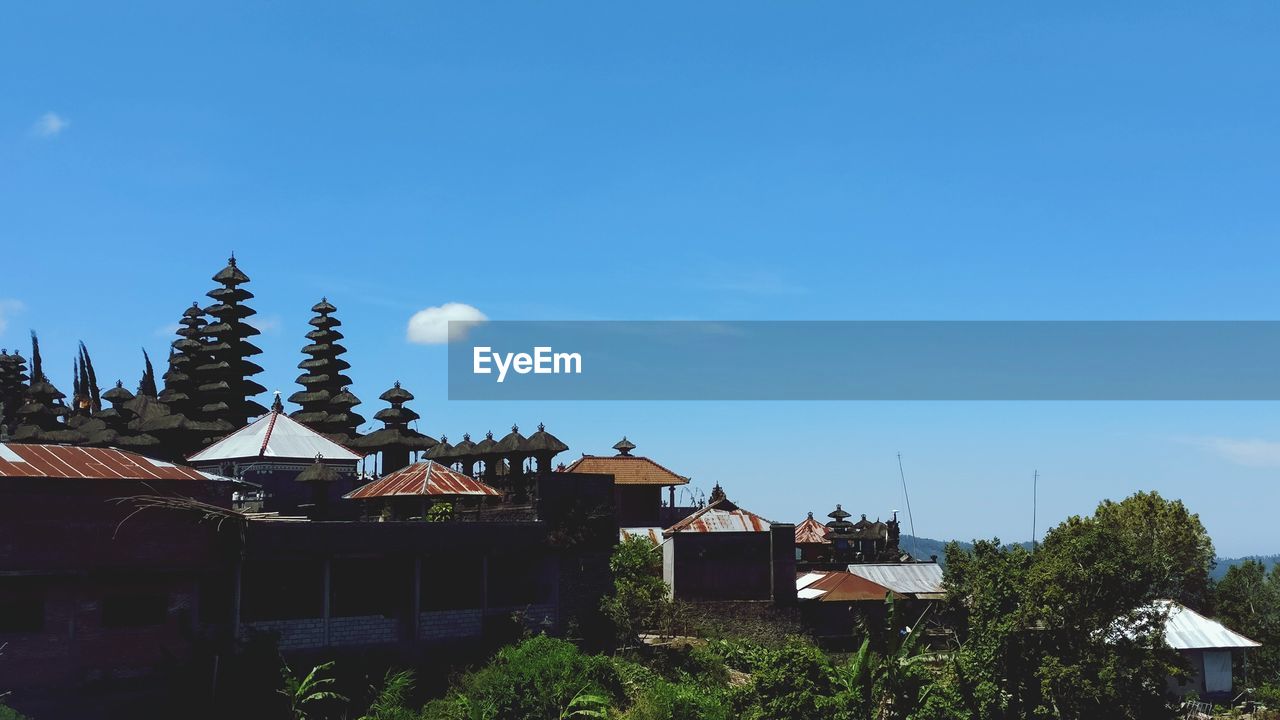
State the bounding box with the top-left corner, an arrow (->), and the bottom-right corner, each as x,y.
425,635 -> 617,720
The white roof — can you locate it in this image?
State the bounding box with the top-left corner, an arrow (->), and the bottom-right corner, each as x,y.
846,563 -> 945,596
188,411 -> 361,463
1156,600 -> 1261,651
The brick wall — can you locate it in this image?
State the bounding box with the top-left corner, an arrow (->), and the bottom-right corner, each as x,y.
329,615 -> 399,646
244,618 -> 326,650
418,609 -> 482,640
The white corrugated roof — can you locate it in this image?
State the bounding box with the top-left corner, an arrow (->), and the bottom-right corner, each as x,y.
846,563 -> 945,596
188,411 -> 361,463
1156,600 -> 1261,651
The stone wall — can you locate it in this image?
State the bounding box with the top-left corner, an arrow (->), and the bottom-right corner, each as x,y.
330,615 -> 399,646
418,609 -> 482,640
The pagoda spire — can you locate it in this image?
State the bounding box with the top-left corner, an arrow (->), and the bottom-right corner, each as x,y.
197,255 -> 267,426
12,332 -> 81,444
160,302 -> 211,419
288,298 -> 363,443
347,380 -> 437,475
0,348 -> 29,433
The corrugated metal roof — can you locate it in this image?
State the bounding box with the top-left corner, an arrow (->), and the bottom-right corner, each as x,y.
795,570 -> 901,602
665,499 -> 772,534
0,442 -> 225,482
188,411 -> 361,463
845,562 -> 945,596
620,527 -> 664,544
1156,600 -> 1261,650
795,514 -> 832,544
343,460 -> 501,499
564,454 -> 690,486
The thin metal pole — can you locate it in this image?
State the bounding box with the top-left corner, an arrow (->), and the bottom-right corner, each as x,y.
1032,470 -> 1039,547
897,452 -> 918,558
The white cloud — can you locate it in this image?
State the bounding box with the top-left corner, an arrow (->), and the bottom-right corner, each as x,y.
0,299 -> 25,337
32,112 -> 69,138
255,314 -> 283,335
1185,436 -> 1280,468
407,302 -> 487,345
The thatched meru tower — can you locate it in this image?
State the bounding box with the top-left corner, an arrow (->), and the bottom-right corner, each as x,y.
160,302 -> 210,419
0,348 -> 29,434
289,298 -> 364,444
12,333 -> 80,444
198,256 -> 267,427
123,302 -> 234,459
349,381 -> 437,475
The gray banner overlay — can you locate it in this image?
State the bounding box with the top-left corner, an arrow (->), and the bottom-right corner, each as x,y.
446,321 -> 1280,400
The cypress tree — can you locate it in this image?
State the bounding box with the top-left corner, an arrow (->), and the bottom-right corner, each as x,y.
13,332 -> 80,443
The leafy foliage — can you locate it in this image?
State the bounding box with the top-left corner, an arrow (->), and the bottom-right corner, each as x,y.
601,536 -> 673,644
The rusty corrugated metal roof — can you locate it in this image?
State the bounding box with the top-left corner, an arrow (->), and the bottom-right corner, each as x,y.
0,443 -> 220,481
664,499 -> 772,534
563,454 -> 690,486
796,570 -> 901,602
620,527 -> 664,544
343,460 -> 501,499
795,513 -> 832,544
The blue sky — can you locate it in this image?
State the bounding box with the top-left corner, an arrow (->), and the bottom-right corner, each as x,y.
2,2 -> 1279,555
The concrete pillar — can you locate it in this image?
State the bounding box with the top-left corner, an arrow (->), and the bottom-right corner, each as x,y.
322,557 -> 332,645
412,557 -> 422,640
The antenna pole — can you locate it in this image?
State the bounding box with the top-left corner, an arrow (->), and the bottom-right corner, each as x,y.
1032,469 -> 1039,547
897,452 -> 918,558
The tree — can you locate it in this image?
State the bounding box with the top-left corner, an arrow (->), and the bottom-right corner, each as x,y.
601,536 -> 672,644
1213,560 -> 1280,684
1093,491 -> 1215,608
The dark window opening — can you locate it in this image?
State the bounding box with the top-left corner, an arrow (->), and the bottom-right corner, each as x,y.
487,555 -> 552,607
0,585 -> 45,633
102,593 -> 168,628
421,555 -> 483,611
331,557 -> 405,618
242,560 -> 323,621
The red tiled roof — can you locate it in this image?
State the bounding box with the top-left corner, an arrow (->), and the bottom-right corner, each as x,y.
344,460 -> 501,499
564,454 -> 690,486
795,513 -> 832,544
665,499 -> 772,534
0,443 -> 215,481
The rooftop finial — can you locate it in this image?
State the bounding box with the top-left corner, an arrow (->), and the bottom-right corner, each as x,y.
393,380 -> 401,388
229,252 -> 236,266
538,422 -> 545,431
270,390 -> 283,413
612,436 -> 636,455
511,423 -> 519,433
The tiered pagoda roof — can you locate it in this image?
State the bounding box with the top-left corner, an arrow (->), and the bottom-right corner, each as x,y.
12,334 -> 82,445
348,381 -> 437,472
0,349 -> 29,433
289,298 -> 364,444
196,256 -> 267,427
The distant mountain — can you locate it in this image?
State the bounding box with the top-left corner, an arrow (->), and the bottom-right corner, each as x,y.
1211,555 -> 1280,581
902,538 -> 1277,578
900,536 -> 1034,566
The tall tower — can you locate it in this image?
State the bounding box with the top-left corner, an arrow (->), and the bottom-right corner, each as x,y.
198,256 -> 267,427
289,298 -> 364,443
